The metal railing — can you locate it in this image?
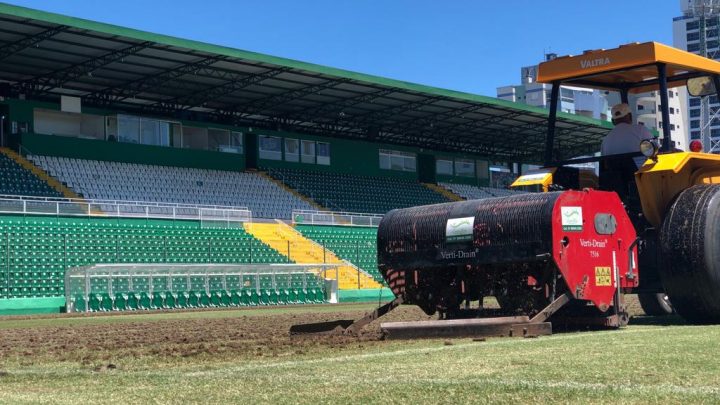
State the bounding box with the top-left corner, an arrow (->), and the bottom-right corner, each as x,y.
292,209 -> 383,227
0,194 -> 252,224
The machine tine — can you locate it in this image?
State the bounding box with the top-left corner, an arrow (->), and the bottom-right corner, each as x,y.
529,292 -> 571,324
289,297 -> 403,336
343,297 -> 404,335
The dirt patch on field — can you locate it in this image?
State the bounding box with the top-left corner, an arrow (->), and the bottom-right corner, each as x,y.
0,305 -> 432,365
0,296 -> 647,366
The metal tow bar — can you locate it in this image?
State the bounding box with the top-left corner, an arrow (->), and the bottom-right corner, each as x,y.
380,293 -> 572,340
289,297 -> 404,336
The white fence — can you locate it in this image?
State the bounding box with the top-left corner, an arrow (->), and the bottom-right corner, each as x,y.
292,209 -> 383,227
0,194 -> 252,224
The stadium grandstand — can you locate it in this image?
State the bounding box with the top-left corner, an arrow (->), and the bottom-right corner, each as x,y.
0,3 -> 610,314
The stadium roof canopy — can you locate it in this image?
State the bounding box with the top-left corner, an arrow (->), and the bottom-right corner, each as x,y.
0,3 -> 612,164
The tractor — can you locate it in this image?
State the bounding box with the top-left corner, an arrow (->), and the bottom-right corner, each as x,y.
292,42 -> 720,339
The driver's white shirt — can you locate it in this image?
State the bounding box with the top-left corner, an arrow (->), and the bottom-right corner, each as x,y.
601,122 -> 654,167
601,123 -> 654,155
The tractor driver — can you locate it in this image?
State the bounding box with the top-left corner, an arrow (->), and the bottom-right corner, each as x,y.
601,103 -> 655,167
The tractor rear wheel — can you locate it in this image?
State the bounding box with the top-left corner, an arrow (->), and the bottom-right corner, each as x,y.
637,293 -> 673,316
659,184 -> 720,324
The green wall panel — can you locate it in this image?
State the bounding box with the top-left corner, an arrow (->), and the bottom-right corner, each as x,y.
21,133 -> 245,171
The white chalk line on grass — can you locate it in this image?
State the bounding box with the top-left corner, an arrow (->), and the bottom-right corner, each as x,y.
184,327 -> 662,377
378,376 -> 720,397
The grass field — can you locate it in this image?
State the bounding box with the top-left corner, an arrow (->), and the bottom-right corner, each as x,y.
1,302 -> 719,404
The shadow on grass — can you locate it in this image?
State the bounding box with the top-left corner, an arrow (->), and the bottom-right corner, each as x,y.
628,315 -> 687,326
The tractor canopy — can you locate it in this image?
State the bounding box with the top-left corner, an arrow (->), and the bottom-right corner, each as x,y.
536,42 -> 720,164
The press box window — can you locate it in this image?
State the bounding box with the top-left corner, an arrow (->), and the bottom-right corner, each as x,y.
436,159 -> 453,175
455,159 -> 475,177
284,138 -> 299,162
301,140 -> 316,164
209,128 -> 243,153
379,149 -> 416,172
259,135 -> 282,160
316,142 -> 330,165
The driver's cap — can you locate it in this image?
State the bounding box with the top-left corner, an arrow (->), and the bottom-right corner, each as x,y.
611,103 -> 631,120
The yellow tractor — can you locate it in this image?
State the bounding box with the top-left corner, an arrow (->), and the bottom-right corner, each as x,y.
512,42 -> 720,321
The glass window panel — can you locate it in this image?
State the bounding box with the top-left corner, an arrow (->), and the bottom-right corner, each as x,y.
379,153 -> 390,169
285,138 -> 299,162
316,142 -> 330,165
141,119 -> 160,146
436,159 -> 453,175
117,115 -> 140,143
455,159 -> 475,177
259,135 -> 282,160
390,155 -> 404,170
158,122 -> 170,146
230,131 -> 244,153
208,128 -> 228,151
301,140 -> 316,163
404,156 -> 416,171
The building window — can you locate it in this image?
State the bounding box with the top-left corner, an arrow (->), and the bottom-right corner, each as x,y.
208,128 -> 243,153
687,21 -> 699,30
454,159 -> 475,177
118,115 -> 170,147
709,29 -> 719,37
301,140 -> 316,164
691,130 -> 701,139
709,40 -> 719,49
670,124 -> 676,131
691,120 -> 701,129
259,135 -> 282,160
707,18 -> 718,27
688,43 -> 701,52
316,142 -> 331,165
284,138 -> 299,162
712,128 -> 720,137
690,97 -> 701,107
687,32 -> 700,41
669,107 -> 675,114
436,159 -> 453,175
379,149 -> 416,172
691,108 -> 701,118
637,104 -> 644,111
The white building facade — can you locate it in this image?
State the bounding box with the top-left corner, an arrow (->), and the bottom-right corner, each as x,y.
674,0 -> 720,152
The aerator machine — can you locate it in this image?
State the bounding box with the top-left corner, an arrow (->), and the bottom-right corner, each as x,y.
372,189 -> 637,338
290,189 -> 638,339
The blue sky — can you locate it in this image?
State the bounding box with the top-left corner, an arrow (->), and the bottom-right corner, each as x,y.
4,0 -> 681,96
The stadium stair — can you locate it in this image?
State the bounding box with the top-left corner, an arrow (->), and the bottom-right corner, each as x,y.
0,148 -> 82,200
423,183 -> 463,201
243,221 -> 381,289
256,171 -> 326,212
295,225 -> 383,284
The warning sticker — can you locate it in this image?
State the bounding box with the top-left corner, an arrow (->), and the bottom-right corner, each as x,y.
561,206 -> 583,231
595,266 -> 612,286
446,216 -> 475,243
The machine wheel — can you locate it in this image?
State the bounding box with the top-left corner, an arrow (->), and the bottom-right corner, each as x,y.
637,293 -> 673,316
659,185 -> 720,324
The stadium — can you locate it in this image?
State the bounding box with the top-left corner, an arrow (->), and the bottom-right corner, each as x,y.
1,3 -> 720,403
